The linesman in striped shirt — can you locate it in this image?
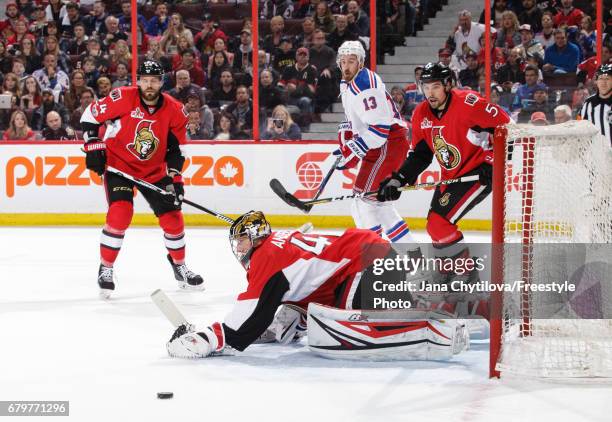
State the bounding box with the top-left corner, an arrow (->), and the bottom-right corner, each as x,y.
580,64 -> 611,146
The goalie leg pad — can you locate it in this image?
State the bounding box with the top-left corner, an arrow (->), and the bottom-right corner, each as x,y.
306,303 -> 469,361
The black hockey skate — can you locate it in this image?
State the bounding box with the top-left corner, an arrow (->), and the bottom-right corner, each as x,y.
98,264 -> 115,299
167,254 -> 204,291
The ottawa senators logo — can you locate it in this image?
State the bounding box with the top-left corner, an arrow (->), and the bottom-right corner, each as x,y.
432,127 -> 461,170
439,192 -> 451,206
126,120 -> 159,160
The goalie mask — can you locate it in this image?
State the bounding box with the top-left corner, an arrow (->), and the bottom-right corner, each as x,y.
229,211 -> 271,269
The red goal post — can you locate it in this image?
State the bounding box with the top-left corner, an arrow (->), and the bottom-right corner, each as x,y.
489,121 -> 612,379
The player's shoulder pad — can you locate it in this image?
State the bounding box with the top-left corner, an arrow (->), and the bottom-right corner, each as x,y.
109,85 -> 135,102
163,92 -> 189,116
349,68 -> 379,95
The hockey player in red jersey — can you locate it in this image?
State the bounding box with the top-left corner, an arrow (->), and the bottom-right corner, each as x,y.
81,60 -> 203,298
377,62 -> 510,290
165,211 -> 470,360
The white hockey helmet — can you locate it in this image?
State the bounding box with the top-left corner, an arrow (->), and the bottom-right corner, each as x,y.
336,41 -> 366,68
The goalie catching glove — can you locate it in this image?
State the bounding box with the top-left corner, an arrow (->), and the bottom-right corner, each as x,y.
166,322 -> 225,358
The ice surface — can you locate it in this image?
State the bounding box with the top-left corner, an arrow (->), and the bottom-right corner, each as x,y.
1,227 -> 610,422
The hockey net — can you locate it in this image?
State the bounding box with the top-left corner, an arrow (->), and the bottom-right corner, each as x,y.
490,120 -> 612,378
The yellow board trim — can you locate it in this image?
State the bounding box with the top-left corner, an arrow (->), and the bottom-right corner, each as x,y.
0,213 -> 492,231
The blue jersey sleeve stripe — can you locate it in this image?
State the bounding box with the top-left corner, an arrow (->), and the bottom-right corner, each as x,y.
367,127 -> 388,139
370,123 -> 391,130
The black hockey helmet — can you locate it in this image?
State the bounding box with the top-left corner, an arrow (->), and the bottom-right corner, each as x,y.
229,211 -> 271,269
595,63 -> 612,79
420,62 -> 453,86
138,60 -> 164,78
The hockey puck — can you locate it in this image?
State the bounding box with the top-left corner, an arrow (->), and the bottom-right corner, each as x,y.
157,392 -> 173,399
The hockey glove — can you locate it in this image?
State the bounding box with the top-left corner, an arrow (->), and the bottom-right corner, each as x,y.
477,163 -> 493,186
377,172 -> 408,202
332,146 -> 359,170
166,322 -> 225,359
337,121 -> 353,144
83,138 -> 106,176
164,174 -> 184,206
333,135 -> 369,170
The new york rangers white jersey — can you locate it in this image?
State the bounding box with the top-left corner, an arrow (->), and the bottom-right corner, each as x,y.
340,67 -> 408,150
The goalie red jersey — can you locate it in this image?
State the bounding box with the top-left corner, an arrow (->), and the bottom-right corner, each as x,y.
222,228 -> 390,351
83,86 -> 188,183
410,89 -> 510,180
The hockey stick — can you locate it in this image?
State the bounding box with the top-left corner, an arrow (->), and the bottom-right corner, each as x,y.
151,289 -> 189,328
271,174 -> 481,211
106,166 -> 235,224
269,155 -> 341,213
106,166 -> 315,232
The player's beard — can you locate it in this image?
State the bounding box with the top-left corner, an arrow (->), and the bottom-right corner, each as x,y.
142,89 -> 160,103
428,91 -> 449,110
428,97 -> 442,109
342,71 -> 352,81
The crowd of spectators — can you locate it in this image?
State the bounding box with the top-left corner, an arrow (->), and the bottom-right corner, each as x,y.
0,0 -> 609,141
406,0 -> 612,125
0,0 -> 445,141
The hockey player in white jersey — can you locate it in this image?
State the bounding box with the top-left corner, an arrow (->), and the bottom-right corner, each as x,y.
334,41 -> 416,244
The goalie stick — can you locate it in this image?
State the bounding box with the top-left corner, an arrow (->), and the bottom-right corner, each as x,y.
270,174 -> 480,212
269,155 -> 341,213
151,289 -> 189,328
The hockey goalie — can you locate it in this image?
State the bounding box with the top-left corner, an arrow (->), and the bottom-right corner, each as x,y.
166,211 -> 469,361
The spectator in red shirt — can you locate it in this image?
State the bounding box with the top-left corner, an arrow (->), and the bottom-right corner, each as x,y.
477,31 -> 505,72
1,2 -> 22,40
3,110 -> 36,141
178,50 -> 206,87
171,36 -> 199,71
554,0 -> 584,28
194,14 -> 227,58
6,18 -> 34,48
577,43 -> 612,86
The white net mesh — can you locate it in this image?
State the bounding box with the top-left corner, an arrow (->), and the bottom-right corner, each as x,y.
496,121 -> 612,378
